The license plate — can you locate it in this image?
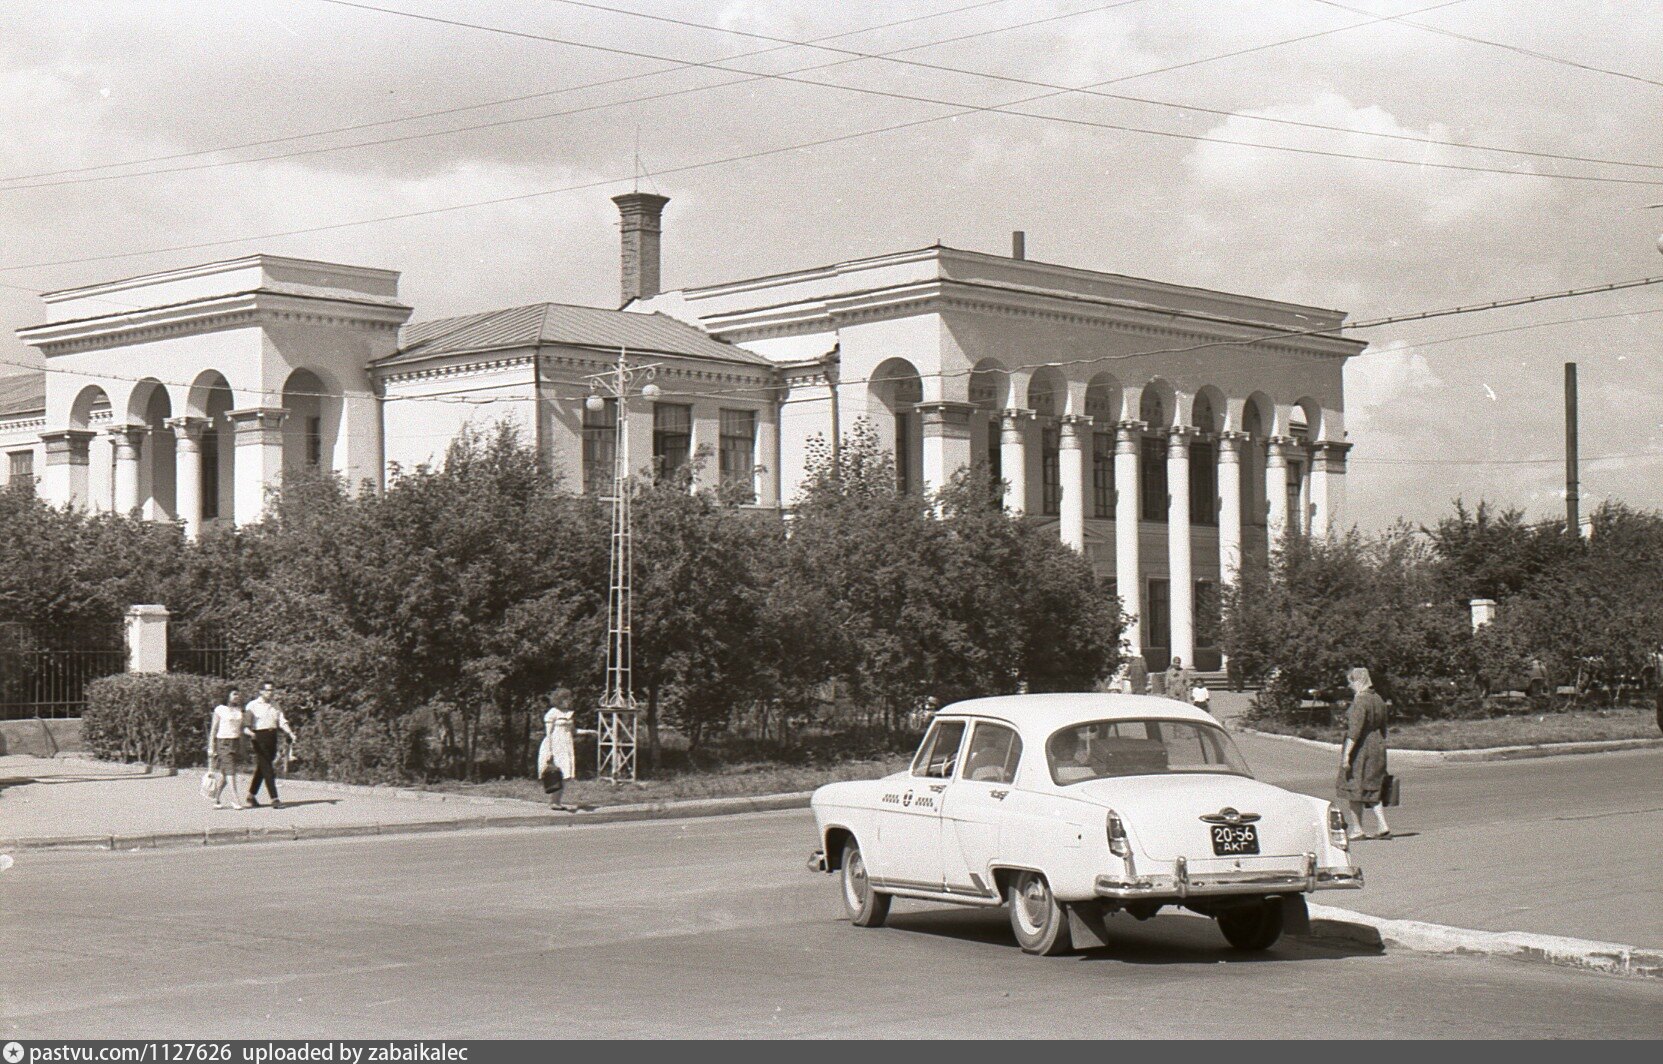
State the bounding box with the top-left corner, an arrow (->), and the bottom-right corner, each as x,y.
1210,824 -> 1260,856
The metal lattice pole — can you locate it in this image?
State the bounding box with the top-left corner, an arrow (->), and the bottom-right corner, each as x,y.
587,349 -> 658,781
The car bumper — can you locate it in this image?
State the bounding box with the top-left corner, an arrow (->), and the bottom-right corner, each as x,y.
1093,853 -> 1363,900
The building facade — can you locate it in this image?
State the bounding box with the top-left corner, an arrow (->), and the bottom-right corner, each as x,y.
1,194 -> 1365,670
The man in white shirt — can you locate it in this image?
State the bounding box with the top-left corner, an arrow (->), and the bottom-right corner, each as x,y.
244,681 -> 296,808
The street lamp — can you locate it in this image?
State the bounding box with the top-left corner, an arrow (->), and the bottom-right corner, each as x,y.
585,349 -> 660,782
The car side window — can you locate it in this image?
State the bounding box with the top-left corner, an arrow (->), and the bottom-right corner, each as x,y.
961,723 -> 1022,785
911,720 -> 967,779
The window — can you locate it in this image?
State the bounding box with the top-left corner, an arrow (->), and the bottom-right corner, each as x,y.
1189,439 -> 1216,526
305,415 -> 323,468
894,411 -> 915,494
1195,580 -> 1220,649
1140,437 -> 1167,522
201,430 -> 220,521
718,408 -> 757,502
1040,426 -> 1060,516
7,450 -> 34,491
653,403 -> 693,480
582,397 -> 617,496
962,722 -> 1023,785
1286,457 -> 1305,534
910,719 -> 967,779
986,417 -> 1002,498
1092,431 -> 1115,518
1046,718 -> 1250,785
1146,578 -> 1170,658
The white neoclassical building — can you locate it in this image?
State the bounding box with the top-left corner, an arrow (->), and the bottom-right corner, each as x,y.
1,193 -> 1365,670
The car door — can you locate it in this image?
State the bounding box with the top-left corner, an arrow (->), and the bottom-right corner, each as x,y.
941,721 -> 1023,899
871,718 -> 965,893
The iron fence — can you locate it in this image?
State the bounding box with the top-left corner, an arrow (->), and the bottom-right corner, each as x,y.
167,646 -> 235,677
0,649 -> 127,720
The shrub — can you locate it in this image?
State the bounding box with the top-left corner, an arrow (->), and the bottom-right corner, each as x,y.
82,673 -> 230,768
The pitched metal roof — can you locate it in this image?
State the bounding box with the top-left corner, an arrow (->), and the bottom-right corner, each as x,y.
382,302 -> 768,367
0,370 -> 45,419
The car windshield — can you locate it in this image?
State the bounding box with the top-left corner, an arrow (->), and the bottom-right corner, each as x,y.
1046,718 -> 1251,785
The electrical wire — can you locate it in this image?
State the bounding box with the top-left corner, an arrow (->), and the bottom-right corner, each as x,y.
0,0 -> 1022,183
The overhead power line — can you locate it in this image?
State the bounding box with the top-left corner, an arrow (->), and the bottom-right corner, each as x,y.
0,0 -> 1027,184
543,0 -> 1663,176
1308,0 -> 1663,91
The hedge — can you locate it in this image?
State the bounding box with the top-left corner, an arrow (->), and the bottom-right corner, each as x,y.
82,673 -> 232,769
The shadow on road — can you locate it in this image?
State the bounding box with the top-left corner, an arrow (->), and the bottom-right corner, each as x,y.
884,906 -> 1385,965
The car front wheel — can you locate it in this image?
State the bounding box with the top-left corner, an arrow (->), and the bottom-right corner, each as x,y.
841,840 -> 891,927
1008,871 -> 1073,956
1217,899 -> 1285,951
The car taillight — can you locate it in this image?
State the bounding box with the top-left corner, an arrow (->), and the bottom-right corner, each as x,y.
1328,803 -> 1349,851
1106,810 -> 1131,858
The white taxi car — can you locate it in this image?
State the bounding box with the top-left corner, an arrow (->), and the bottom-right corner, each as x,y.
808,693 -> 1362,955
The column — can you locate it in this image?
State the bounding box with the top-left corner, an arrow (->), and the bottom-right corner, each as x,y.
917,401 -> 976,496
167,417 -> 208,539
1057,415 -> 1090,551
1113,420 -> 1145,653
1167,427 -> 1196,668
999,408 -> 1032,514
1216,431 -> 1246,585
1310,440 -> 1351,537
1265,435 -> 1295,545
228,407 -> 288,527
108,424 -> 145,515
39,430 -> 95,509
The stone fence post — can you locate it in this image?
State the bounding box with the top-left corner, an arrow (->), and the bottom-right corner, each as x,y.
125,605 -> 170,674
1469,598 -> 1496,632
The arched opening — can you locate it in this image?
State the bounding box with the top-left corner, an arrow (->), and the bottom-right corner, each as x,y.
1188,386 -> 1225,530
1137,380 -> 1175,525
283,368 -> 336,475
1028,368 -> 1065,516
1241,392 -> 1274,530
1085,374 -> 1121,520
69,384 -> 110,431
1287,398 -> 1322,536
128,380 -> 176,521
968,359 -> 1009,499
870,358 -> 923,494
188,371 -> 236,526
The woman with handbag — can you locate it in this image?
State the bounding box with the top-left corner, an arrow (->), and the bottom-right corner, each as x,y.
1336,667 -> 1392,840
202,688 -> 253,809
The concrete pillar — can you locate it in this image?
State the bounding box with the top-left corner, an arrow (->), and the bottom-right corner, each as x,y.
167,417 -> 209,539
1470,598 -> 1497,631
1310,440 -> 1351,537
228,407 -> 287,527
1057,415 -> 1090,551
999,408 -> 1033,514
108,424 -> 145,515
1266,435 -> 1296,546
918,401 -> 976,495
1114,420 -> 1146,651
692,402 -> 722,492
1167,427 -> 1196,668
1217,431 -> 1246,586
39,429 -> 95,509
124,604 -> 169,674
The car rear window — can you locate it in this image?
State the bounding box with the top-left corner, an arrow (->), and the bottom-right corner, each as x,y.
1046,718 -> 1251,785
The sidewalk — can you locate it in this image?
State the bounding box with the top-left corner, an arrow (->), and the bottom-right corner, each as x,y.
1211,691 -> 1663,950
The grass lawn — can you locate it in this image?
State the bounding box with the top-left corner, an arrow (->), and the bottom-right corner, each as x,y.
1247,706 -> 1661,750
427,755 -> 911,808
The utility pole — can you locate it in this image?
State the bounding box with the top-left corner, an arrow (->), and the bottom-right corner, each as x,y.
1565,361 -> 1579,537
584,348 -> 660,781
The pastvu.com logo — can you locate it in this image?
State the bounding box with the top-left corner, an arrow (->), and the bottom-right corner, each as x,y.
4,1040 -> 25,1063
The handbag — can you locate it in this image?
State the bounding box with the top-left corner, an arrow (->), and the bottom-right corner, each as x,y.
199,770 -> 225,802
1381,773 -> 1401,808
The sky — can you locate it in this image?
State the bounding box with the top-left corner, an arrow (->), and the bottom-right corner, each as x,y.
2,0 -> 1660,530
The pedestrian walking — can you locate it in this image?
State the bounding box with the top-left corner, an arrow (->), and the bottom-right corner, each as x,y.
1125,655 -> 1149,696
1190,681 -> 1212,714
244,681 -> 296,808
1337,667 -> 1392,840
204,688 -> 252,809
537,697 -> 596,811
1164,656 -> 1196,705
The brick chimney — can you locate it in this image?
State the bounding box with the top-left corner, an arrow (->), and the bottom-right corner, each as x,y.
611,191 -> 670,306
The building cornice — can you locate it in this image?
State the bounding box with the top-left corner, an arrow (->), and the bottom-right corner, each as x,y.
375,344 -> 779,391
18,289 -> 413,356
698,278 -> 1365,360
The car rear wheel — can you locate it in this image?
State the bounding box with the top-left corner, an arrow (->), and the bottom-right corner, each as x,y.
1008,871 -> 1073,956
1216,899 -> 1285,951
841,840 -> 890,927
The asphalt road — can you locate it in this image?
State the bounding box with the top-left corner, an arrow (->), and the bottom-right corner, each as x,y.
4,810 -> 1662,1039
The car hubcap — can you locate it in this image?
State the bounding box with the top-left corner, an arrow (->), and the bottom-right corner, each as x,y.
1017,877 -> 1050,934
845,851 -> 867,909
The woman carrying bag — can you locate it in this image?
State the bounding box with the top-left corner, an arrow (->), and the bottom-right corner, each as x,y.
1337,667 -> 1393,840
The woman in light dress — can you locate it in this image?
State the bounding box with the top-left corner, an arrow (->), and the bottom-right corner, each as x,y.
537,698 -> 596,810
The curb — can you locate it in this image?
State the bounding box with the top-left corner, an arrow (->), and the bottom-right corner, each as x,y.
1236,726 -> 1663,762
0,791 -> 814,854
1306,902 -> 1663,980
